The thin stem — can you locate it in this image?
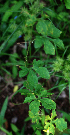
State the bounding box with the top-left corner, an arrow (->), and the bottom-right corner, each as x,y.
0,127 -> 12,135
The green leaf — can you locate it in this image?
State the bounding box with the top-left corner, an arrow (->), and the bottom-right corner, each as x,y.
44,122 -> 50,130
24,95 -> 36,103
51,110 -> 57,119
27,70 -> 38,88
33,59 -> 44,68
2,1 -> 23,22
18,89 -> 30,95
0,97 -> 8,127
49,124 -> 55,135
35,84 -> 44,95
55,128 -> 70,135
54,118 -> 67,132
29,110 -> 40,123
19,66 -> 29,77
2,31 -> 22,52
36,19 -> 48,36
58,110 -> 70,122
64,0 -> 70,9
29,100 -> 40,115
45,9 -> 56,18
34,36 -> 43,48
12,66 -> 18,79
43,39 -> 55,55
39,90 -> 47,98
11,124 -> 19,133
46,20 -> 61,38
52,38 -> 64,49
35,67 -> 50,79
23,80 -> 33,90
0,1 -> 9,13
26,15 -> 37,26
35,130 -> 41,135
41,98 -> 56,110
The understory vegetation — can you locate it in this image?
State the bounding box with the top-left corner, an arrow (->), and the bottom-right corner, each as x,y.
0,0 -> 70,135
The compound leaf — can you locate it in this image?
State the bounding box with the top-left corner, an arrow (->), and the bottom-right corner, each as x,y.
41,98 -> 56,110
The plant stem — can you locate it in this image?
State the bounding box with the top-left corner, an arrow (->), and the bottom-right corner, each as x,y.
0,127 -> 12,135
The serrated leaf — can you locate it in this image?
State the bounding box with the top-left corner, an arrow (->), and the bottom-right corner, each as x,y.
52,38 -> 64,49
27,70 -> 38,88
58,110 -> 70,122
34,36 -> 43,48
45,115 -> 51,121
54,118 -> 67,132
29,100 -> 40,115
43,39 -> 55,55
40,90 -> 47,97
33,59 -> 44,68
24,81 -> 33,90
46,20 -> 61,38
35,67 -> 50,79
19,66 -> 29,78
35,84 -> 44,95
51,110 -> 57,119
41,98 -> 56,110
44,122 -> 50,130
29,111 -> 40,123
24,95 -> 36,103
36,19 -> 48,35
49,124 -> 55,135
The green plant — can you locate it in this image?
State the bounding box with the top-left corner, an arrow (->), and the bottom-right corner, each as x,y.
0,97 -> 12,135
11,123 -> 26,135
0,0 -> 70,135
0,96 -> 26,135
18,59 -> 67,135
53,55 -> 70,103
